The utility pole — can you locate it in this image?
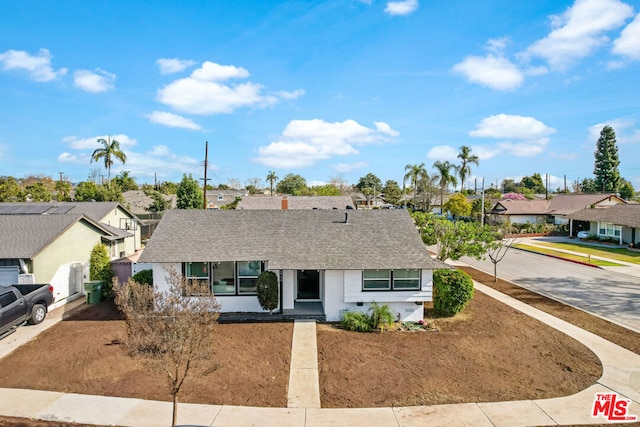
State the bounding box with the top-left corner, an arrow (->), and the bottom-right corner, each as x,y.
201,141 -> 210,210
58,172 -> 64,201
480,178 -> 485,227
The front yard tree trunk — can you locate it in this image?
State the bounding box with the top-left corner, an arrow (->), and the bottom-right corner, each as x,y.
172,392 -> 178,426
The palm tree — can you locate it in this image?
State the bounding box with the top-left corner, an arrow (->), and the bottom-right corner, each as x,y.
266,171 -> 278,196
433,160 -> 458,213
91,136 -> 127,187
403,163 -> 428,209
457,145 -> 479,192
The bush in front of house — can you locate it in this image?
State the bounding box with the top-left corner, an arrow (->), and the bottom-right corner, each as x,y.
132,269 -> 153,286
256,271 -> 279,314
340,310 -> 373,332
433,269 -> 474,317
89,243 -> 115,299
340,302 -> 395,332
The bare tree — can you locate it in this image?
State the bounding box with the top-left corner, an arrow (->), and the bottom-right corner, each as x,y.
227,178 -> 242,190
487,237 -> 517,282
114,270 -> 220,426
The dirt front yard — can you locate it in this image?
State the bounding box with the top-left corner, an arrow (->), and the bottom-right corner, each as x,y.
0,280 -> 604,410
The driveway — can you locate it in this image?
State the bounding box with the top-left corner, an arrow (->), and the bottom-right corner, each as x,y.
461,248 -> 640,333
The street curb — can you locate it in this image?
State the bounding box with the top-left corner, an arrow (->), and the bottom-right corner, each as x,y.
513,246 -> 602,269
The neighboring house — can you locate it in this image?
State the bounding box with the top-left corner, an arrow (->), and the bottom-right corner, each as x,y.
0,202 -> 142,308
567,204 -> 640,246
205,189 -> 245,209
138,209 -> 447,321
490,199 -> 551,224
237,195 -> 354,210
490,194 -> 626,226
0,214 -> 126,308
351,192 -> 384,209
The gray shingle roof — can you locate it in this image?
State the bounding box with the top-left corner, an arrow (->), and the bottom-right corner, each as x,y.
236,196 -> 354,210
0,201 -> 139,224
138,209 -> 444,270
567,204 -> 640,228
0,214 -> 107,258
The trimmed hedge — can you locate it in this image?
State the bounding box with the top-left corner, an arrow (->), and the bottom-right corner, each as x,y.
132,269 -> 153,285
433,269 -> 474,317
256,271 -> 279,313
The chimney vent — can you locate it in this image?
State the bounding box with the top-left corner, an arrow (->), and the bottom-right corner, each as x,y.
281,197 -> 288,210
344,212 -> 349,224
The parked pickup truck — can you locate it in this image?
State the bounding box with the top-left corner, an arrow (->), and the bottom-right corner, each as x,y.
0,284 -> 55,338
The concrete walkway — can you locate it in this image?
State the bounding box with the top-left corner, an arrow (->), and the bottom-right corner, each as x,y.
1,285 -> 640,426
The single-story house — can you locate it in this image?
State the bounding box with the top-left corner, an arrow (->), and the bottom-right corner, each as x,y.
138,209 -> 447,322
490,194 -> 626,226
567,204 -> 640,246
237,195 -> 354,210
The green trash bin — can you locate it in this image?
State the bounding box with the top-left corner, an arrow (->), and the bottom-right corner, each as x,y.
84,280 -> 103,304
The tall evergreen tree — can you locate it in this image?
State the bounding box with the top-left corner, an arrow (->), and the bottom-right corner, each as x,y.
593,126 -> 620,193
176,174 -> 204,209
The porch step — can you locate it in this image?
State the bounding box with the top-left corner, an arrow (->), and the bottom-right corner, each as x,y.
218,312 -> 325,324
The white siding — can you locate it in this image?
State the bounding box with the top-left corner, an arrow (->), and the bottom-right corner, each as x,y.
282,270 -> 295,310
509,215 -> 542,224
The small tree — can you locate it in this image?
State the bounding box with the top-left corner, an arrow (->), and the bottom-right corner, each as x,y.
487,236 -> 516,282
433,269 -> 474,317
176,174 -> 204,209
89,243 -> 114,298
594,126 -> 620,193
114,270 -> 220,426
256,271 -> 279,314
443,193 -> 471,218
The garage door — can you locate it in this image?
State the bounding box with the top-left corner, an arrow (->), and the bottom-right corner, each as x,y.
0,266 -> 19,286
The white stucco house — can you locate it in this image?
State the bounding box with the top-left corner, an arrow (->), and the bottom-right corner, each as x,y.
138,209 -> 447,322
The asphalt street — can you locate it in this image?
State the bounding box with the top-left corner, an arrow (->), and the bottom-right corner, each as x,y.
461,248 -> 640,333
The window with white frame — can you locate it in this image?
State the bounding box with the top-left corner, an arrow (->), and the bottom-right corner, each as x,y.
363,269 -> 421,291
597,222 -> 621,237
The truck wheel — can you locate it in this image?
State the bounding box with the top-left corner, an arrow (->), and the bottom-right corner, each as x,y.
28,304 -> 47,325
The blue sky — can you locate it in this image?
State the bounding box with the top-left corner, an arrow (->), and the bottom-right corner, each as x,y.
1,0 -> 639,191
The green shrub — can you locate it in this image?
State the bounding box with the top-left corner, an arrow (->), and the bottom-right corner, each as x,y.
89,243 -> 114,298
368,302 -> 395,332
433,269 -> 474,317
256,271 -> 279,313
340,311 -> 372,332
132,269 -> 153,285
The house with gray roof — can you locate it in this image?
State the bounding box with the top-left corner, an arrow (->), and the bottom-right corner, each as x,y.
138,209 -> 446,321
0,202 -> 142,307
237,195 -> 354,210
567,204 -> 640,246
490,194 -> 626,226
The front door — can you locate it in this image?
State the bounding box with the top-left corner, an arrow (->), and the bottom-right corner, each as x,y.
297,270 -> 320,300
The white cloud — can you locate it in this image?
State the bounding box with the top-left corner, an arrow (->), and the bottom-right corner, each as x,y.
73,69 -> 116,93
0,48 -> 67,82
452,54 -> 524,91
58,139 -> 206,180
332,162 -> 369,173
612,13 -> 640,60
384,0 -> 418,16
426,145 -> 458,161
157,61 -> 295,115
374,121 -> 400,137
146,111 -> 202,130
256,119 -> 397,168
470,145 -> 501,160
273,89 -> 306,100
62,134 -> 137,150
522,0 -> 634,70
470,114 -> 555,157
470,114 -> 556,139
156,58 -> 197,74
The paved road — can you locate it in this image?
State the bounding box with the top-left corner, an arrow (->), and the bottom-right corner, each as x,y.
461,248 -> 640,333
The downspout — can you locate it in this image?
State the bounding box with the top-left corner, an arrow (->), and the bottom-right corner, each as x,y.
279,269 -> 283,314
18,259 -> 29,274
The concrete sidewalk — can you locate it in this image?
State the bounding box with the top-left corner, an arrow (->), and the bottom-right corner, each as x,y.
1,284 -> 640,426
